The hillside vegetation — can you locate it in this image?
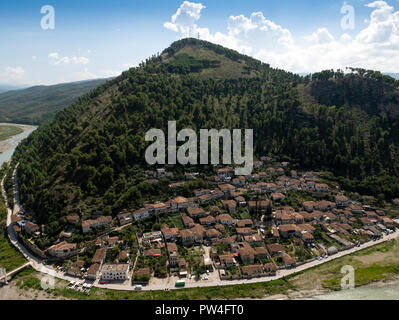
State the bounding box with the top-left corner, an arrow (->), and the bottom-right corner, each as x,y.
11,38 -> 399,241
0,79 -> 109,125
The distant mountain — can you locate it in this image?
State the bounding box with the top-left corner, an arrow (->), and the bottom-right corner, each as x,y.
0,85 -> 25,93
13,38 -> 399,238
0,79 -> 110,124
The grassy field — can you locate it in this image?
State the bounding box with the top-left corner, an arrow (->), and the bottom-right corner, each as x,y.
288,238 -> 399,292
0,125 -> 23,141
11,236 -> 399,300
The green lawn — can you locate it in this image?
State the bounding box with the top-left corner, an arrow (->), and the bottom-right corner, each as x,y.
0,125 -> 23,141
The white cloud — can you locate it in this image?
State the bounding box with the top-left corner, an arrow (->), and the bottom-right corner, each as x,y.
48,52 -> 90,65
72,67 -> 98,81
0,66 -> 26,84
163,1 -> 206,37
164,1 -> 399,73
340,33 -> 352,42
304,28 -> 335,43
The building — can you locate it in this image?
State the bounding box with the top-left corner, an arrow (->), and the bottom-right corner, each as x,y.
266,243 -> 285,257
271,193 -> 285,202
24,222 -> 40,235
100,264 -> 130,281
218,184 -> 236,196
166,242 -> 179,267
264,263 -> 277,274
219,255 -> 236,268
87,263 -> 100,280
221,200 -> 237,214
241,265 -> 264,277
238,248 -> 255,265
315,200 -> 336,212
299,232 -> 315,244
278,224 -> 299,238
181,215 -> 195,228
172,196 -> 191,210
199,215 -> 216,226
315,183 -> 329,193
186,207 -> 206,218
302,201 -> 315,212
216,214 -> 235,225
236,219 -> 253,228
66,215 -> 79,225
236,228 -> 252,236
161,224 -> 180,242
244,234 -> 263,245
254,246 -> 268,259
335,195 -> 350,208
206,228 -> 222,240
144,248 -> 162,258
133,208 -> 150,221
117,211 -> 133,225
92,247 -> 107,265
282,254 -> 296,268
82,216 -> 112,233
180,229 -> 195,246
47,241 -> 77,258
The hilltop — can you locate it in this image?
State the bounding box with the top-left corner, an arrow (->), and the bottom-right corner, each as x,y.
10,38 -> 399,242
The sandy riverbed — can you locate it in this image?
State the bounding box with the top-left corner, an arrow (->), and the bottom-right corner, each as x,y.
0,123 -> 37,153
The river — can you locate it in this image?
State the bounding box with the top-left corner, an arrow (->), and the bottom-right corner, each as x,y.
0,124 -> 37,167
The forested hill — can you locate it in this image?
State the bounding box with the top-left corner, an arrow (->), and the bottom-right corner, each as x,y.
12,38 -> 399,241
306,69 -> 399,119
0,78 -> 109,124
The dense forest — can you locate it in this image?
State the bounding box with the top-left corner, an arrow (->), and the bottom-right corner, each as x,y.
12,38 -> 399,238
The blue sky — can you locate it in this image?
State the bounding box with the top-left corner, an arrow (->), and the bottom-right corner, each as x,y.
1,0 -> 399,85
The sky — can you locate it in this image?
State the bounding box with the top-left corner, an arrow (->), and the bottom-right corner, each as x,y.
1,0 -> 399,86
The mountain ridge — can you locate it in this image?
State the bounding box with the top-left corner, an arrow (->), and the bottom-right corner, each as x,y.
0,78 -> 111,125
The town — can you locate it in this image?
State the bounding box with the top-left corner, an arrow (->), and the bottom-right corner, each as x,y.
7,156 -> 399,291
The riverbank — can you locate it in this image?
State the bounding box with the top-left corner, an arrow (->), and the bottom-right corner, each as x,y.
0,126 -> 23,144
0,123 -> 36,154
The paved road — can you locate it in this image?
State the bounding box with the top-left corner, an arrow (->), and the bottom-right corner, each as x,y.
3,164 -> 399,292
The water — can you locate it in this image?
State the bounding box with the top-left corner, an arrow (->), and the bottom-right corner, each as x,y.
0,125 -> 37,167
308,284 -> 399,300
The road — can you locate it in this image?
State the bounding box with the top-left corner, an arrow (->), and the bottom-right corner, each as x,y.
3,163 -> 399,292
